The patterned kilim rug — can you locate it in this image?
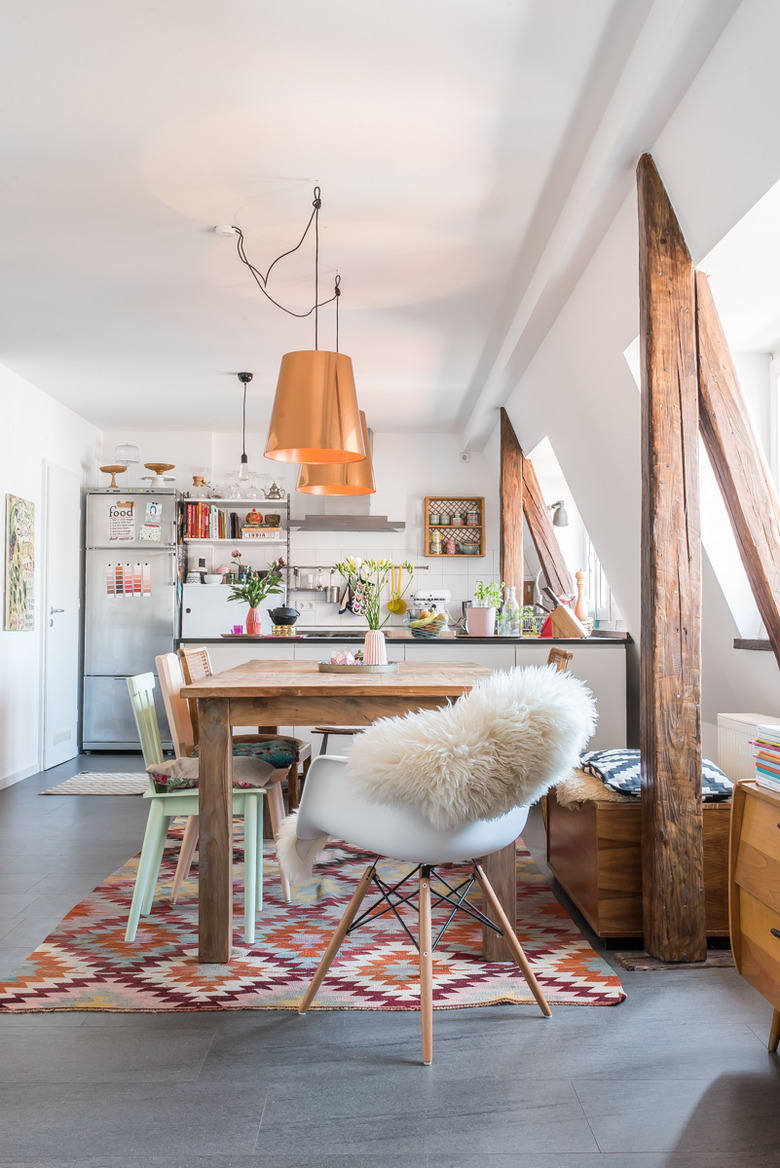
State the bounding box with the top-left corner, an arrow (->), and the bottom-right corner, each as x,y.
40,772 -> 147,795
0,829 -> 625,1012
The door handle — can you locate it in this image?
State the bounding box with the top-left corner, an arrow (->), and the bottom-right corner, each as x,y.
50,607 -> 65,615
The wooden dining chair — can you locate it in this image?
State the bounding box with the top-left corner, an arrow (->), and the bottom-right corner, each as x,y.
157,651 -> 293,902
126,671 -> 270,943
178,644 -> 312,810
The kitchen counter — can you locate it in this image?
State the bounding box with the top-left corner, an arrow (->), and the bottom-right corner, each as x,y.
180,632 -> 629,645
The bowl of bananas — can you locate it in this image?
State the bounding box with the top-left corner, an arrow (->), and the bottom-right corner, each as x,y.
405,609 -> 448,639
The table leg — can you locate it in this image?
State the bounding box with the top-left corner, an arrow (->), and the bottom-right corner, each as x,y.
198,697 -> 233,963
481,841 -> 516,961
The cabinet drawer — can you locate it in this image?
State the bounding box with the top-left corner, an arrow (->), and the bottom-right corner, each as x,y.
735,887 -> 780,1010
735,795 -> 780,913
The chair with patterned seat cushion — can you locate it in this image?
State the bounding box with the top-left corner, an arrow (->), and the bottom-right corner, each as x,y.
178,644 -> 312,809
156,652 -> 292,902
126,671 -> 276,944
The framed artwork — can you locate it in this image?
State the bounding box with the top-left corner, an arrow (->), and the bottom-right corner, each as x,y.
4,494 -> 35,631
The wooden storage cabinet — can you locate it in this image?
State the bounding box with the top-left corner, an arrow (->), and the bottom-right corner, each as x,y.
424,496 -> 484,557
730,780 -> 780,1051
546,792 -> 731,938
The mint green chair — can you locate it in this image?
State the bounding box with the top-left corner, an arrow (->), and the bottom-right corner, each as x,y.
125,672 -> 267,945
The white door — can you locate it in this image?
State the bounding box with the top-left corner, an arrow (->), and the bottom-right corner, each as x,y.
41,463 -> 81,769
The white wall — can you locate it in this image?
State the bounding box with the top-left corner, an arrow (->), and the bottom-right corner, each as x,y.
0,364 -> 100,786
499,0 -> 780,748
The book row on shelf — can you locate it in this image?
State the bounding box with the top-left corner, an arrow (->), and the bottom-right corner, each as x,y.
752,723 -> 780,792
183,502 -> 243,540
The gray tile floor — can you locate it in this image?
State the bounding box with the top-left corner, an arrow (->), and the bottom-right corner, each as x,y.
1,754 -> 780,1167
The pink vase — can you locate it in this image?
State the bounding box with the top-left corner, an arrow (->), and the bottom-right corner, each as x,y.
466,605 -> 496,637
246,607 -> 262,635
363,629 -> 387,665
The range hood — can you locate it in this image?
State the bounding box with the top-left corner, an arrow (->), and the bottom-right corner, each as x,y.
289,514 -> 405,531
288,493 -> 404,531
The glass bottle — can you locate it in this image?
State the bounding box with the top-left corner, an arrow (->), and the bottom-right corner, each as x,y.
498,585 -> 521,637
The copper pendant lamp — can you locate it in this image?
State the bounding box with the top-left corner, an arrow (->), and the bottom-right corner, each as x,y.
266,349 -> 364,464
296,410 -> 375,495
261,189 -> 365,465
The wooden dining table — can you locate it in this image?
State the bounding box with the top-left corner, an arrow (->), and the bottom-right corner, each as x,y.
181,657 -> 519,963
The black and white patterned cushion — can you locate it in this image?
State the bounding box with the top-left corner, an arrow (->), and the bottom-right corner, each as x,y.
579,748 -> 733,802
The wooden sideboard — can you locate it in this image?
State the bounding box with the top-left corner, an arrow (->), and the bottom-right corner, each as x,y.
729,780 -> 780,1052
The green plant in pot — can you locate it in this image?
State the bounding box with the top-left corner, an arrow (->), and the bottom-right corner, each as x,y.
227,556 -> 286,635
468,579 -> 504,638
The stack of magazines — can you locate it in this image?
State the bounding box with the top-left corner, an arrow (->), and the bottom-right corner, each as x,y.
752,724 -> 780,792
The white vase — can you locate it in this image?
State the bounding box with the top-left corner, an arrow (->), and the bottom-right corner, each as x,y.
363,629 -> 388,665
466,605 -> 496,637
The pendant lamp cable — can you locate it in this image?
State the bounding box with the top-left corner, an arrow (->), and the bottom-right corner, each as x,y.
334,275 -> 341,353
231,187 -> 337,324
237,371 -> 252,477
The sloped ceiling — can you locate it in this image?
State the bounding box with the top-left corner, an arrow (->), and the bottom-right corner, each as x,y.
0,0 -> 744,441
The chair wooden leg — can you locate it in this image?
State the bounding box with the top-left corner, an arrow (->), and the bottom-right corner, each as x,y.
419,868 -> 434,1066
141,812 -> 172,916
170,815 -> 199,903
242,795 -> 258,944
769,1008 -> 780,1053
473,862 -> 551,1017
126,803 -> 168,942
286,762 -> 300,810
265,781 -> 291,902
298,863 -> 376,1014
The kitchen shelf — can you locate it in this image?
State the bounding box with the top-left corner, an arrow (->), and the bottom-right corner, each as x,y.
180,494 -> 292,595
183,537 -> 284,543
424,495 -> 485,557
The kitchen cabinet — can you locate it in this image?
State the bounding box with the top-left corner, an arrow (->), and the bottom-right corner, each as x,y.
729,779 -> 780,1051
424,496 -> 484,557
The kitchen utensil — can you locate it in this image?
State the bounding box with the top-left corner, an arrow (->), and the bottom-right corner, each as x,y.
387,565 -> 407,614
325,585 -> 340,603
456,541 -> 479,554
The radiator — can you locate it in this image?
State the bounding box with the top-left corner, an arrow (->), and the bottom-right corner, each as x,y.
717,712 -> 780,781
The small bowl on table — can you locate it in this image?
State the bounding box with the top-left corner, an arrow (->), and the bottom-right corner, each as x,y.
203,573 -> 223,584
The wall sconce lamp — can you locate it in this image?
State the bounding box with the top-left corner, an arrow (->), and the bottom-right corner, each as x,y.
547,500 -> 569,527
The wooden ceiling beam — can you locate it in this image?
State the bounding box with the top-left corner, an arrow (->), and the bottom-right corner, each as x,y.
696,270 -> 780,669
499,408 -> 524,593
522,457 -> 573,598
637,153 -> 706,963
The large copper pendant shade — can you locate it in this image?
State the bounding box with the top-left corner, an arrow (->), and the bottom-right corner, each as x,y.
296,411 -> 375,495
264,350 -> 366,464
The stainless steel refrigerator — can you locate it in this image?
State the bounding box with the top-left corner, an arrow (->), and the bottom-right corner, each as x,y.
83,489 -> 179,750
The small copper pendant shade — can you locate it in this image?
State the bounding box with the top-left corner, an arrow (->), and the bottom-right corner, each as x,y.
264,350 -> 366,464
296,411 -> 375,495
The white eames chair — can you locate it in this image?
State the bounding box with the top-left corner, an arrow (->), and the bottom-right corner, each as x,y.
291,756 -> 551,1066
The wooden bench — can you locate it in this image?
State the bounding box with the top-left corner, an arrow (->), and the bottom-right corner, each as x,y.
545,771 -> 731,938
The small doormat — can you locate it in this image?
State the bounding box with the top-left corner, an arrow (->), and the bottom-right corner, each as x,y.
0,836 -> 625,1012
40,772 -> 147,796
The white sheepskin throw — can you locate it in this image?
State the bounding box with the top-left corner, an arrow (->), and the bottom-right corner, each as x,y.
345,665 -> 597,830
276,810 -> 330,887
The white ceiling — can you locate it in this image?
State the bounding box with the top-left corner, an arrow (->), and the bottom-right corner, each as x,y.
0,0 -> 759,444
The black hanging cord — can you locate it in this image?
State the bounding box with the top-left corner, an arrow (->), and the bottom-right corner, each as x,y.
237,372 -> 252,466
230,187 -> 337,322
334,274 -> 341,353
